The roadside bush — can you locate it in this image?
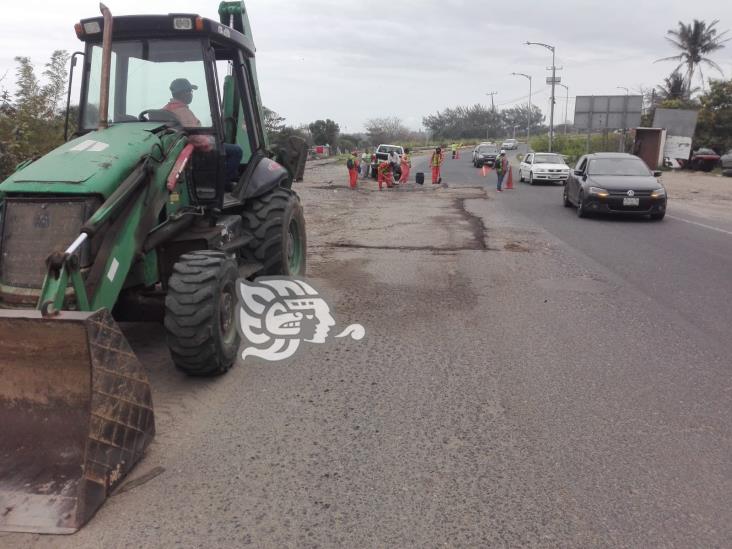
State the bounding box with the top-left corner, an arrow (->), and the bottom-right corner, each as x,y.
529,133 -> 624,164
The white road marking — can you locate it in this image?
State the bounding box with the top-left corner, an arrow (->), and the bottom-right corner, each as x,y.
667,215 -> 732,236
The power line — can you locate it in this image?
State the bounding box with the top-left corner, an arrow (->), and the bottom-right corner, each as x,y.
497,88 -> 548,107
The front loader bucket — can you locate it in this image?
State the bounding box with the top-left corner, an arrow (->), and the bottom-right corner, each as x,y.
0,309 -> 155,534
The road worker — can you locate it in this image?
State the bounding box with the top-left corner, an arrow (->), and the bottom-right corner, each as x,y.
431,147 -> 444,185
495,149 -> 508,192
347,151 -> 359,189
399,148 -> 411,184
377,160 -> 394,190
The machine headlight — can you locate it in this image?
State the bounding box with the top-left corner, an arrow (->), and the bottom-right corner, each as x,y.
83,21 -> 101,34
650,188 -> 666,198
173,17 -> 193,30
588,186 -> 609,197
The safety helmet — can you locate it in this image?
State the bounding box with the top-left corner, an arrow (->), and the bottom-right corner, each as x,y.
500,149 -> 506,155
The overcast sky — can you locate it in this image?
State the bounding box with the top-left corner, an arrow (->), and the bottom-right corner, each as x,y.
1,1 -> 730,132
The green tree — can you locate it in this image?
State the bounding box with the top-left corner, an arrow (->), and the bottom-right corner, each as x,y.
364,116 -> 409,144
501,105 -> 545,137
307,119 -> 339,146
0,51 -> 70,180
42,50 -> 71,116
262,106 -> 285,135
694,78 -> 732,152
656,19 -> 729,94
656,70 -> 697,102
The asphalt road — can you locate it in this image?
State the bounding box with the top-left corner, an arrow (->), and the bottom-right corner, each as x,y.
439,147 -> 732,347
4,151 -> 731,548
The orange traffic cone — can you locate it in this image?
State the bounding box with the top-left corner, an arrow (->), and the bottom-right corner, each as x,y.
482,165 -> 488,177
505,166 -> 514,189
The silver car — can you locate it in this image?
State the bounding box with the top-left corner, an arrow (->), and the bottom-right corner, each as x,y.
721,149 -> 732,177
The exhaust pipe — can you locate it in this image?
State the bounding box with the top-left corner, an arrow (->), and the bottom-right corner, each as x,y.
98,3 -> 113,129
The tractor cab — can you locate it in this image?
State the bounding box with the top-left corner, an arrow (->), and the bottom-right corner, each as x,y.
73,10 -> 272,204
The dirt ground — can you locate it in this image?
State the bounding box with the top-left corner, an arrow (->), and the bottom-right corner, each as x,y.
659,170 -> 732,223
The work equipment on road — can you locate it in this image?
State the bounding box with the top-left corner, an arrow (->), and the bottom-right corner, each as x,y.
415,172 -> 424,185
0,1 -> 307,534
505,166 -> 514,189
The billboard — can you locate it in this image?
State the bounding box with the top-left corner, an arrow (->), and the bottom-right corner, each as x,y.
652,108 -> 698,161
663,135 -> 693,162
574,95 -> 643,130
652,108 -> 698,137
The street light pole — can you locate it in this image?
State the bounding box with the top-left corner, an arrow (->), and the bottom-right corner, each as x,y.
485,91 -> 498,139
511,72 -> 532,141
558,83 -> 569,135
526,41 -> 557,152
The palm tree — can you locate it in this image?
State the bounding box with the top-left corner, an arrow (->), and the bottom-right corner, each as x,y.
656,70 -> 699,101
656,19 -> 729,95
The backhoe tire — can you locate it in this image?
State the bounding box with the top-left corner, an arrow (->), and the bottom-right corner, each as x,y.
165,251 -> 239,376
241,188 -> 307,276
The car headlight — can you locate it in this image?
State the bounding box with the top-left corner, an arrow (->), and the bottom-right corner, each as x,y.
588,186 -> 609,197
650,188 -> 666,198
477,154 -> 484,158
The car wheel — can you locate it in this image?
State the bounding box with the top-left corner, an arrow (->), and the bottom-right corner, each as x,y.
528,171 -> 534,185
563,186 -> 572,207
576,191 -> 588,218
650,211 -> 665,221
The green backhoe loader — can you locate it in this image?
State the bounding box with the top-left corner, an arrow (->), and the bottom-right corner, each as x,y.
0,2 -> 307,533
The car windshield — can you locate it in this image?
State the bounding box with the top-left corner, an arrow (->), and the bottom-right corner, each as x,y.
588,158 -> 651,176
478,147 -> 497,153
534,154 -> 564,164
81,38 -> 212,130
379,146 -> 402,154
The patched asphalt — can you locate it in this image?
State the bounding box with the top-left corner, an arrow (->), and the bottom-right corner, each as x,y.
4,152 -> 731,548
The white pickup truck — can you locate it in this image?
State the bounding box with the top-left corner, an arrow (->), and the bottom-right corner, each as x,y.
370,144 -> 404,179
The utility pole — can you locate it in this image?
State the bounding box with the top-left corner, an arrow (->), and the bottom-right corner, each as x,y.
511,72 -> 532,141
558,83 -> 569,135
617,86 -> 629,152
485,91 -> 497,111
526,41 -> 557,152
485,91 -> 497,139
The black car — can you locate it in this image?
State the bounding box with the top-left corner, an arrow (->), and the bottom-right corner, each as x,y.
473,144 -> 498,168
563,153 -> 667,220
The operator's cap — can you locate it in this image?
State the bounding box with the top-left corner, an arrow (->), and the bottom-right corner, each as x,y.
170,78 -> 198,94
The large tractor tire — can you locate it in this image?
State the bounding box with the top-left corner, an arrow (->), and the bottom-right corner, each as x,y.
165,251 -> 240,376
241,187 -> 307,276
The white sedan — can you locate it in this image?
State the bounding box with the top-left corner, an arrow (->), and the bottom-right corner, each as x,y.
519,152 -> 570,185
